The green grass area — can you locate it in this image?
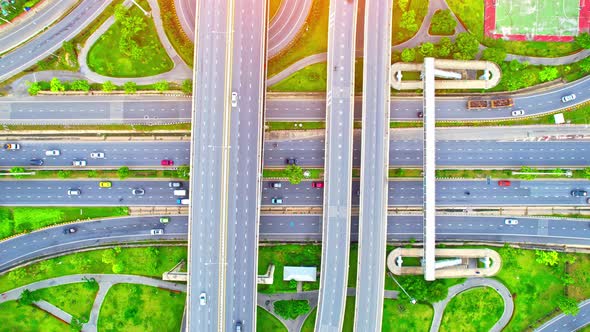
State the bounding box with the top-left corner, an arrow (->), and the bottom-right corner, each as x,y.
257,244 -> 321,293
566,254 -> 590,301
435,169 -> 590,180
269,63 -> 327,92
98,283 -> 185,331
273,299 -> 311,320
5,168 -> 185,180
390,168 -> 423,178
262,168 -> 323,180
440,287 -> 504,332
34,282 -> 97,322
257,307 -> 287,332
0,246 -> 187,293
382,298 -> 433,332
268,0 -> 282,21
301,308 -> 317,332
2,122 -> 191,132
446,0 -> 581,57
87,0 -> 174,77
158,0 -> 194,67
392,0 -> 429,45
0,0 -> 42,26
266,121 -> 325,131
342,296 -> 356,331
0,206 -> 128,239
267,0 -> 328,78
0,300 -> 69,332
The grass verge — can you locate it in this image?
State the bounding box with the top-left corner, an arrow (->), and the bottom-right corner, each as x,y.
266,121 -> 325,131
34,283 -> 97,322
0,206 -> 129,239
440,287 -> 503,332
87,0 -> 174,77
98,283 -> 185,331
0,300 -> 68,331
0,246 -> 187,293
157,0 -> 194,67
301,307 -> 317,332
2,169 -> 186,180
263,168 -> 323,180
1,123 -> 191,132
257,307 -> 287,332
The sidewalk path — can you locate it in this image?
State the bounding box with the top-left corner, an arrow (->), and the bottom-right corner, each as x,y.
77,0 -> 192,85
34,299 -> 74,324
429,278 -> 513,332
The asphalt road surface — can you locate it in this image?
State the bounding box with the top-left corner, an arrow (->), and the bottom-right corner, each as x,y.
535,299 -> 590,332
0,75 -> 589,122
262,180 -> 590,207
2,215 -> 589,273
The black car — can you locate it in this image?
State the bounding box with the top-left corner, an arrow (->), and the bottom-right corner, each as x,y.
286,158 -> 297,165
417,111 -> 423,118
29,159 -> 44,166
571,190 -> 588,197
63,227 -> 77,234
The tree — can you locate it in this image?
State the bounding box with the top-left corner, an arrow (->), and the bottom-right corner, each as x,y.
71,80 -> 90,92
535,250 -> 560,266
82,277 -> 99,291
26,81 -> 41,96
102,80 -> 116,92
430,9 -> 457,35
114,4 -> 127,22
182,79 -> 193,94
580,57 -> 590,73
538,66 -> 560,82
397,0 -> 409,10
273,300 -> 311,320
117,166 -> 130,179
558,296 -> 580,316
177,164 -> 190,179
481,47 -> 506,64
400,10 -> 418,33
129,41 -> 144,60
50,77 -> 65,92
419,42 -> 435,57
18,289 -> 40,305
10,167 -> 26,179
435,37 -> 453,57
574,32 -> 590,49
153,80 -> 169,92
112,262 -> 124,273
401,48 -> 416,62
284,165 -> 303,184
452,33 -> 480,60
124,81 -> 137,94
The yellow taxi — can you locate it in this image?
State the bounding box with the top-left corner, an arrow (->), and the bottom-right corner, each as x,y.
99,181 -> 112,188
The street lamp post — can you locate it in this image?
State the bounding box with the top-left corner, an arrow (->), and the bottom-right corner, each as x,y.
387,272 -> 416,304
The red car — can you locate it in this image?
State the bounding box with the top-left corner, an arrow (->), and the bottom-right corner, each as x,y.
312,181 -> 324,188
161,159 -> 174,166
498,180 -> 511,187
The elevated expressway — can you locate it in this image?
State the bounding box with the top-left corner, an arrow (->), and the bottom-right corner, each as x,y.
315,0 -> 358,330
223,0 -> 267,329
354,0 -> 392,330
186,0 -> 234,330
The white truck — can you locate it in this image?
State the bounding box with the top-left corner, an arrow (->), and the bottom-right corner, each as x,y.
173,190 -> 187,196
177,198 -> 189,205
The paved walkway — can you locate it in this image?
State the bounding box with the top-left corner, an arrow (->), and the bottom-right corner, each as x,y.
429,278 -> 514,332
0,274 -> 186,332
77,0 -> 192,85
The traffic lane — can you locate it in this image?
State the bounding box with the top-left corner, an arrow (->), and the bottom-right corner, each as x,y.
0,181 -> 189,206
260,180 -> 590,206
536,301 -> 590,332
0,216 -> 188,272
0,142 -> 190,167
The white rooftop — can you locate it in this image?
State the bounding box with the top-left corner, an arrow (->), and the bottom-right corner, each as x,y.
283,266 -> 317,282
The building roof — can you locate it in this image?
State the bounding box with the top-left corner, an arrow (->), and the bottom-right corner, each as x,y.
283,266 -> 317,282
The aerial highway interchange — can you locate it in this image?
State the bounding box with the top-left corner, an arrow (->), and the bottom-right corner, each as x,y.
0,0 -> 589,331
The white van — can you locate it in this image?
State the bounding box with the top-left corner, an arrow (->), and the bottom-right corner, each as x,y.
173,190 -> 187,196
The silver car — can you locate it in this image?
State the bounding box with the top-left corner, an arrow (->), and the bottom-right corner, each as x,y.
511,109 -> 525,116
231,92 -> 238,107
90,152 -> 105,159
504,219 -> 518,225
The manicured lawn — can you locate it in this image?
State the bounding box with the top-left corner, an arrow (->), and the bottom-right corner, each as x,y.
266,121 -> 325,131
11,169 -> 182,180
158,0 -> 194,67
301,307 -> 317,332
390,168 -> 423,178
0,246 -> 187,293
34,282 -> 97,322
445,0 -> 581,57
440,287 -> 504,332
342,296 -> 356,331
347,244 -> 358,287
257,307 -> 287,332
392,0 -> 429,45
87,0 -> 173,77
257,244 -> 321,293
269,63 -> 327,92
0,206 -> 129,239
4,122 -> 191,132
382,298 -> 433,332
267,0 -> 328,78
262,168 -> 323,180
98,283 -> 185,332
269,0 -> 282,21
0,300 -> 69,332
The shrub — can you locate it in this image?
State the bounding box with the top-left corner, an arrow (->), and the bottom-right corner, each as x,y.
430,9 -> 457,35
124,81 -> 137,94
102,80 -> 116,92
273,300 -> 311,320
153,80 -> 169,92
181,79 -> 193,94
